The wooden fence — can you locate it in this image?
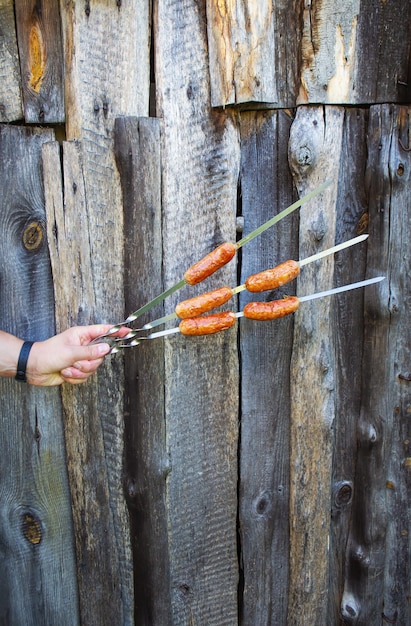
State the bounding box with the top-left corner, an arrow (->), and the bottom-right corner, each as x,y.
0,1 -> 410,624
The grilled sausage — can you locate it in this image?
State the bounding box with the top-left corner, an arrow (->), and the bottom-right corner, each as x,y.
184,242 -> 237,286
175,286 -> 233,319
179,311 -> 237,335
245,259 -> 300,292
243,296 -> 300,320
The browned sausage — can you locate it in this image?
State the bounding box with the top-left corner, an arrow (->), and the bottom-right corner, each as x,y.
243,296 -> 300,320
179,311 -> 237,335
175,286 -> 233,319
245,259 -> 300,292
184,242 -> 237,286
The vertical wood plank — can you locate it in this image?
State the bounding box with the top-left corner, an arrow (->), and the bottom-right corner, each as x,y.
14,0 -> 65,123
206,0 -> 277,106
206,0 -> 303,108
114,116 -> 172,626
52,4 -> 151,622
238,109 -> 297,625
155,1 -> 240,623
341,105 -> 411,626
381,106 -> 411,626
353,3 -> 411,104
298,0 -> 360,104
298,0 -> 411,106
60,0 -> 150,316
206,1 -> 411,109
0,125 -> 79,626
287,106 -> 343,625
0,0 -> 23,121
326,107 -> 370,624
43,140 -> 133,626
61,0 -> 150,141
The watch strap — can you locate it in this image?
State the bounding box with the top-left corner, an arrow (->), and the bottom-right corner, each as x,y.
15,341 -> 34,383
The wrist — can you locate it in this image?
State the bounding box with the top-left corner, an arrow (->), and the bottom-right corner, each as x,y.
0,331 -> 24,378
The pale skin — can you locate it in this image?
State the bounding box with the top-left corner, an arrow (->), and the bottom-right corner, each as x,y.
0,325 -> 128,386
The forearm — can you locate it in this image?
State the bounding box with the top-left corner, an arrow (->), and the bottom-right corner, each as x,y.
0,331 -> 24,378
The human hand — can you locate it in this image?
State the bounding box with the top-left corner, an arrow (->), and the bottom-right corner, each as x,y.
26,324 -> 129,386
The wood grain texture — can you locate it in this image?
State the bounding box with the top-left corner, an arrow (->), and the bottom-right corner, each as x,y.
238,109 -> 297,625
326,108 -> 369,625
0,0 -> 23,121
353,2 -> 411,104
60,0 -> 150,317
51,5 -> 151,621
155,1 -> 240,623
206,0 -> 303,108
287,106 -> 343,625
0,125 -> 79,625
14,0 -> 65,123
115,117 -> 172,626
2,4 -> 410,624
207,0 -> 411,108
298,0 -> 411,105
43,140 -> 133,626
341,105 -> 411,626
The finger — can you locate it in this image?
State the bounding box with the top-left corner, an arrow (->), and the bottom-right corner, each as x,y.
61,367 -> 90,381
72,358 -> 105,374
65,342 -> 111,365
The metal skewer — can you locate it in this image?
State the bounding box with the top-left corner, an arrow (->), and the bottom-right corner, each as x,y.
106,234 -> 368,338
109,276 -> 384,352
104,180 -> 332,334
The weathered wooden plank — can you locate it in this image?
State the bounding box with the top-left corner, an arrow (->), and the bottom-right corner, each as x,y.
326,107 -> 370,625
238,109 -> 297,625
14,0 -> 65,123
287,106 -> 344,625
207,1 -> 411,108
0,125 -> 79,625
155,1 -> 240,623
42,140 -> 133,626
53,5 -> 151,623
60,0 -> 150,317
341,105 -> 411,626
114,116 -> 172,625
61,0 -> 150,141
206,0 -> 302,108
353,1 -> 411,104
0,0 -> 23,121
298,0 -> 360,105
298,0 -> 411,105
381,107 -> 411,626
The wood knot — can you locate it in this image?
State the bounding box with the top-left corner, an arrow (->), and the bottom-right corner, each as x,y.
356,212 -> 369,235
396,163 -> 405,177
333,481 -> 353,507
29,23 -> 46,93
23,221 -> 43,251
341,595 -> 359,622
253,490 -> 272,517
22,512 -> 42,545
288,113 -> 322,176
294,145 -> 313,169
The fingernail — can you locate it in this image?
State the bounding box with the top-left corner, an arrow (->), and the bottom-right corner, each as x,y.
96,343 -> 111,356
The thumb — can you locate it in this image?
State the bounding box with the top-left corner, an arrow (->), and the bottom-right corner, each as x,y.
68,342 -> 111,364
